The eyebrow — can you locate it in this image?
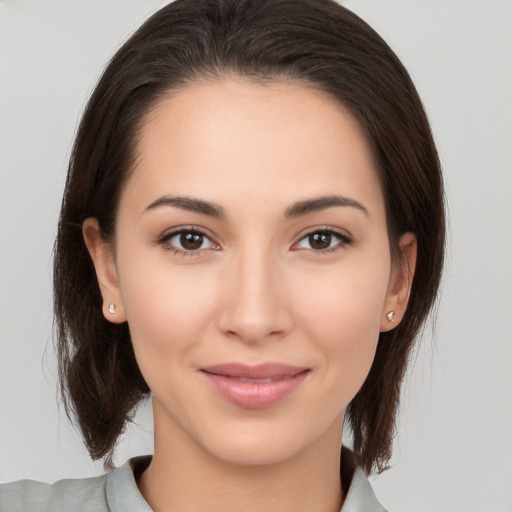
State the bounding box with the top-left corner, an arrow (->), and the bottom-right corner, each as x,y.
284,195 -> 369,218
144,195 -> 226,218
143,194 -> 368,218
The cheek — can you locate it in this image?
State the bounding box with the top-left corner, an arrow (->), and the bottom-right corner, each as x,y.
116,249 -> 218,373
295,257 -> 390,387
299,259 -> 388,332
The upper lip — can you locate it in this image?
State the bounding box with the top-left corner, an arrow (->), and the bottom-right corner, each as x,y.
201,363 -> 309,379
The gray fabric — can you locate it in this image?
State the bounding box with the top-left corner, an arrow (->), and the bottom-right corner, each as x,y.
342,467 -> 387,512
0,456 -> 387,511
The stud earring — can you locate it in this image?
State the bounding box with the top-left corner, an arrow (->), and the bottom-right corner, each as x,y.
109,303 -> 116,314
386,310 -> 396,322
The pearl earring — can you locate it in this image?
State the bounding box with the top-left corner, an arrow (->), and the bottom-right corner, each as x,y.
386,310 -> 396,322
109,303 -> 116,314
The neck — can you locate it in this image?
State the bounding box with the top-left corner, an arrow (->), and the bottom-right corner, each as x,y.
137,405 -> 345,512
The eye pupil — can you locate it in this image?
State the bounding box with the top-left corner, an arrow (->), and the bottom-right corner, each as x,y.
309,232 -> 331,250
180,232 -> 203,250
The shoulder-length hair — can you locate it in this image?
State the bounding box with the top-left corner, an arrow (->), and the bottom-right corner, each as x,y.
54,0 -> 445,473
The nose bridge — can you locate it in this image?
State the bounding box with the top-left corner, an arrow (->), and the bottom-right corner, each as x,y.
218,240 -> 290,343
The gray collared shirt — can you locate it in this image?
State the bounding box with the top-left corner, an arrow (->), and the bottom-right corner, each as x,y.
0,456 -> 387,511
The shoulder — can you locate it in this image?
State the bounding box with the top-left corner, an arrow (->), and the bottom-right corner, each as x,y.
342,467 -> 389,512
0,472 -> 109,512
0,456 -> 152,512
339,447 -> 388,512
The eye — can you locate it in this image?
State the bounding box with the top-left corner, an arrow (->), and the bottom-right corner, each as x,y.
160,228 -> 218,255
296,228 -> 351,252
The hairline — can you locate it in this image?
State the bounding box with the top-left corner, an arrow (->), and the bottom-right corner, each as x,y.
110,71 -> 403,263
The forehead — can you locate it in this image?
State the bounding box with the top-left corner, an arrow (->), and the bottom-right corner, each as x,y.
124,78 -> 384,217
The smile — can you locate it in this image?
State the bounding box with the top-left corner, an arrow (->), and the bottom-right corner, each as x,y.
200,363 -> 310,409
233,376 -> 284,383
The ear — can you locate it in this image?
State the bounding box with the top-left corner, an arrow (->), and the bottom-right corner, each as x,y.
380,232 -> 417,332
82,218 -> 127,323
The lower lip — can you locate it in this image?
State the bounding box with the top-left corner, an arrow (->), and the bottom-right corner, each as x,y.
201,370 -> 310,409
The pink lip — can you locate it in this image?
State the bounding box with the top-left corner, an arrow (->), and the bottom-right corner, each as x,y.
200,363 -> 310,409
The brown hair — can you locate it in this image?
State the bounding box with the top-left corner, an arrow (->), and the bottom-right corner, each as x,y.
54,0 -> 445,473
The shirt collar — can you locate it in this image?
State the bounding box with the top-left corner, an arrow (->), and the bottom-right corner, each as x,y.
106,455 -> 387,512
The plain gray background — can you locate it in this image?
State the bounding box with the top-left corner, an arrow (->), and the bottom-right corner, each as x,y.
1,1 -> 511,511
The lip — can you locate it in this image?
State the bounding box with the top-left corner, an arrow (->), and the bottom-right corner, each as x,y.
200,363 -> 310,409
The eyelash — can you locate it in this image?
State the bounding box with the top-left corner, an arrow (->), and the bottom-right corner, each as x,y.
156,226 -> 352,257
156,227 -> 218,257
296,227 -> 353,255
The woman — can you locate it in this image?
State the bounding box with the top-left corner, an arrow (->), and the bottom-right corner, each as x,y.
0,0 -> 445,510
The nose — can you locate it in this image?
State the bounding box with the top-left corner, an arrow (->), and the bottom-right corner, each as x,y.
216,246 -> 293,345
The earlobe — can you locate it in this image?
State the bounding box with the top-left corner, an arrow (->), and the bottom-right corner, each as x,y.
82,218 -> 127,324
380,232 -> 417,332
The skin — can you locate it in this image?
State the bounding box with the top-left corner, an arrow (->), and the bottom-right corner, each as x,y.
83,78 -> 416,512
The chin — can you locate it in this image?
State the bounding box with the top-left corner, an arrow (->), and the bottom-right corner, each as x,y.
194,414 -> 340,469
205,436 -> 301,468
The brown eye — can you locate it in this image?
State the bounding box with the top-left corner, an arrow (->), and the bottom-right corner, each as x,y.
165,230 -> 216,253
180,232 -> 204,250
296,229 -> 350,252
308,232 -> 332,250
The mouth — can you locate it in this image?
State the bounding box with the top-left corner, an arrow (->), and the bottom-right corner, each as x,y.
226,376 -> 289,383
200,363 -> 311,409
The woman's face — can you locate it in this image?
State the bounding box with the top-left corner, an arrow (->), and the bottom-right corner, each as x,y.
85,78 -> 414,466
